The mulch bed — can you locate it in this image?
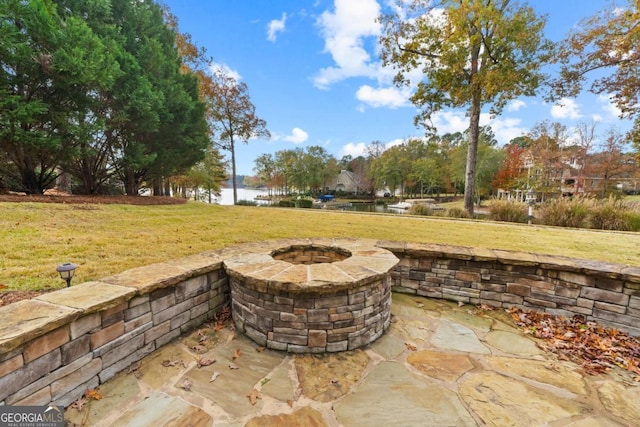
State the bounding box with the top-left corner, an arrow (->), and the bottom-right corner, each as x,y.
0,289 -> 55,307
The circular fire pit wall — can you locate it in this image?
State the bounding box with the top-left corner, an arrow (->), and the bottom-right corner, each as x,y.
224,240 -> 399,353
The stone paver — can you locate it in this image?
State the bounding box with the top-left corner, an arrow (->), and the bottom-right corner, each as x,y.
64,293 -> 640,426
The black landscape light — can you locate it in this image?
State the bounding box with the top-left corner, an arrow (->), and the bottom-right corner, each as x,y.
56,262 -> 77,287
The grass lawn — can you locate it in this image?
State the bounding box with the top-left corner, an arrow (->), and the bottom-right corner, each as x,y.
2,200 -> 640,291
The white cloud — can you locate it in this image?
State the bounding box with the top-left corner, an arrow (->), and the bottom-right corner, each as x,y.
209,62 -> 242,82
340,142 -> 368,158
598,94 -> 623,117
430,110 -> 526,145
431,111 -> 469,135
283,127 -> 309,144
339,137 -> 407,158
507,99 -> 526,112
313,0 -> 381,89
592,114 -> 603,122
267,13 -> 287,42
355,85 -> 410,109
385,138 -> 406,149
480,114 -> 527,145
550,97 -> 582,119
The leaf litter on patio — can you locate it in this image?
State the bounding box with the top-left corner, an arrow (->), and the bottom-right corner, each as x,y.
508,307 -> 640,378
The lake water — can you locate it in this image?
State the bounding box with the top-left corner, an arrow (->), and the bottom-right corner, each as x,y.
216,188 -> 270,205
215,188 -> 414,215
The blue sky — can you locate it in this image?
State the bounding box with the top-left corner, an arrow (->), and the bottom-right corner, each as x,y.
162,0 -> 633,176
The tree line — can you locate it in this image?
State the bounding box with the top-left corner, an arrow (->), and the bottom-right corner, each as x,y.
2,0 -> 638,211
252,121 -> 637,202
1,0 -> 265,199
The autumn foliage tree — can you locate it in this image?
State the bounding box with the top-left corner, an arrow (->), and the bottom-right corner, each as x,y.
379,0 -> 552,215
492,143 -> 526,190
162,8 -> 227,196
554,0 -> 640,145
208,69 -> 270,204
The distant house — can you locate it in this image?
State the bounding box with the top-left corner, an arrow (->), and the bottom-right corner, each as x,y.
497,146 -> 639,200
326,170 -> 360,194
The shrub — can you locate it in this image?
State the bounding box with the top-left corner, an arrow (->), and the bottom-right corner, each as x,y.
297,199 -> 313,209
236,199 -> 257,206
408,204 -> 433,216
278,200 -> 295,208
488,200 -> 528,223
537,197 -> 590,228
446,207 -> 470,219
626,212 -> 640,232
589,198 -> 631,231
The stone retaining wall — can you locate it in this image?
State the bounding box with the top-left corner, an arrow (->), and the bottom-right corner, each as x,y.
0,254 -> 228,407
380,241 -> 640,336
1,239 -> 639,408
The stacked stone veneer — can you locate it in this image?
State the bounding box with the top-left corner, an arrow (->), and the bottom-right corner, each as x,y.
224,240 -> 399,353
0,254 -> 228,407
382,241 -> 640,336
1,238 -> 639,408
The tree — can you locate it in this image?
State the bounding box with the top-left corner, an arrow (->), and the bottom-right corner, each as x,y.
253,153 -> 277,195
554,0 -> 640,144
526,120 -> 568,197
185,147 -> 227,203
379,0 -> 551,215
492,142 -> 526,191
587,128 -> 636,197
208,69 -> 270,204
0,0 -> 118,193
450,126 -> 502,202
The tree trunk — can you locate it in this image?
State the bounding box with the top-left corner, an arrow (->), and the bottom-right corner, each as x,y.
464,37 -> 482,217
464,90 -> 481,216
231,137 -> 237,204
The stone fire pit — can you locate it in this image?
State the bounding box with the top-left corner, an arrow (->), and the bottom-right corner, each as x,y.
223,239 -> 399,353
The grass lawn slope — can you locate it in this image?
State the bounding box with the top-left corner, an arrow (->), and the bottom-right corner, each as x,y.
2,198 -> 640,292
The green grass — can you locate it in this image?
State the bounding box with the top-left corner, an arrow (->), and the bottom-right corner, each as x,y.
2,201 -> 640,291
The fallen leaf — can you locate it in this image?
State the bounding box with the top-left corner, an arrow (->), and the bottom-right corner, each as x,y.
194,355 -> 216,368
255,347 -> 265,353
509,307 -> 640,376
161,359 -> 185,368
0,284 -> 7,289
287,399 -> 293,408
457,301 -> 464,307
405,342 -> 417,351
191,345 -> 207,354
181,379 -> 192,391
229,363 -> 239,370
198,335 -> 208,344
70,397 -> 88,411
209,371 -> 221,382
85,389 -> 102,400
232,349 -> 242,360
247,389 -> 262,405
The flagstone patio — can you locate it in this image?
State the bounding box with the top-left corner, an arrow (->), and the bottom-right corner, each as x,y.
64,293 -> 640,427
